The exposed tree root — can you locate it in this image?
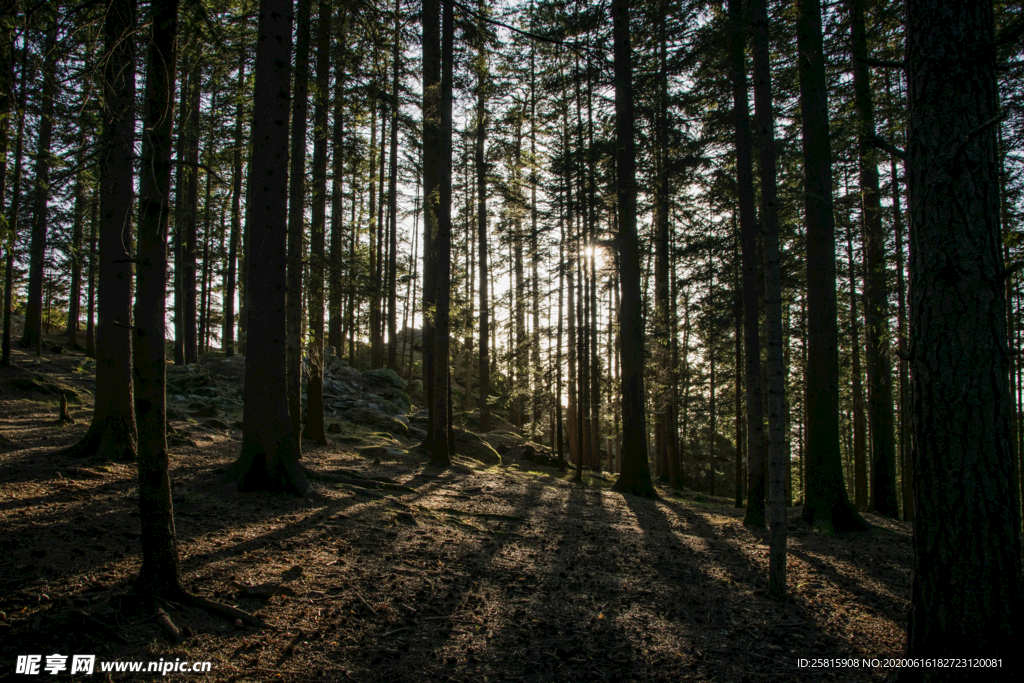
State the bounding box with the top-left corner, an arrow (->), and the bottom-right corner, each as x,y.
304,467 -> 416,492
153,602 -> 183,644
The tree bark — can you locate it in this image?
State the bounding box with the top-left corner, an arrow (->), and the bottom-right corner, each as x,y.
3,38 -> 27,368
610,0 -> 655,499
61,0 -> 138,462
20,25 -> 56,356
475,0 -> 489,431
133,0 -> 182,596
904,0 -> 1022,671
750,0 -> 788,598
224,0 -> 308,495
286,0 -> 311,448
421,0 -> 440,450
729,0 -> 766,526
328,9 -> 346,354
224,52 -> 244,357
796,0 -> 866,533
304,0 -> 330,445
849,0 -> 898,519
386,5 -> 400,372
429,0 -> 453,466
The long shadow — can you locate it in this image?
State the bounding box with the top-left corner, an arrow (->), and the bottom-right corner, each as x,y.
325,475 -> 561,682
625,494 -> 904,681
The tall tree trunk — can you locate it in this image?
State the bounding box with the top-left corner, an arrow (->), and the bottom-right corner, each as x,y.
386,6 -> 400,372
421,0 -> 440,451
475,0 -> 489,430
796,0 -> 866,532
304,0 -> 329,445
845,208 -> 867,510
286,0 -> 311,447
60,0 -> 138,462
183,64 -> 200,364
849,0 -> 897,518
85,197 -> 98,358
133,0 -> 182,595
328,9 -> 346,354
20,26 -> 56,355
611,0 -> 655,498
904,0 -> 1021,670
3,41 -> 27,367
750,0 -> 788,599
172,57 -> 188,365
225,0 -> 308,495
886,66 -> 911,521
429,0 -> 453,466
224,52 -> 244,357
730,0 -> 766,526
67,125 -> 87,350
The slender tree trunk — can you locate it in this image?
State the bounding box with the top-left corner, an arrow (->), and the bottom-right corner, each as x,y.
173,58 -> 188,365
421,0 -> 440,449
183,65 -> 200,364
85,197 -> 98,358
20,26 -> 56,356
224,52 -> 244,357
846,208 -> 868,510
796,0 -> 866,532
67,125 -> 87,350
475,3 -> 489,430
611,0 -> 655,498
225,0 -> 308,495
429,0 -> 453,466
386,6 -> 400,372
3,44 -> 27,367
730,0 -> 766,526
328,9 -> 346,353
133,0 -> 182,596
286,0 -> 311,447
848,0 -> 897,518
750,0 -> 788,599
904,0 -> 1021,670
60,0 -> 138,462
886,66 -> 912,522
304,0 -> 330,445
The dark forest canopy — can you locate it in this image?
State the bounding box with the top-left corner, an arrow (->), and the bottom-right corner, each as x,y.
1,0 -> 1022,676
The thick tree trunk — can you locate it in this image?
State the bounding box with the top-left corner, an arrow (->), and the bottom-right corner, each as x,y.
133,0 -> 182,596
304,0 -> 330,445
730,0 -> 766,527
796,0 -> 866,533
286,0 -> 311,448
904,0 -> 1022,671
20,26 -> 56,356
224,0 -> 308,495
61,0 -> 138,462
610,0 -> 655,499
849,0 -> 898,519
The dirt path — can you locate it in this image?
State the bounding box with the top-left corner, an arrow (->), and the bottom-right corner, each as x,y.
1,344 -> 909,682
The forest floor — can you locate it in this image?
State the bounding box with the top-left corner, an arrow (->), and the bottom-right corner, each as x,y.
0,337 -> 911,682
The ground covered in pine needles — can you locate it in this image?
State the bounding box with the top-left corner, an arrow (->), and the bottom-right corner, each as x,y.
1,340 -> 910,682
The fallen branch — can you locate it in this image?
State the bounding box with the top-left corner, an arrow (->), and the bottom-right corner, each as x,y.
153,602 -> 183,644
190,595 -> 270,629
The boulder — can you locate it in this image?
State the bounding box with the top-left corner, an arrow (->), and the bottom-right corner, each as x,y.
381,387 -> 411,413
343,407 -> 408,436
362,368 -> 407,392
